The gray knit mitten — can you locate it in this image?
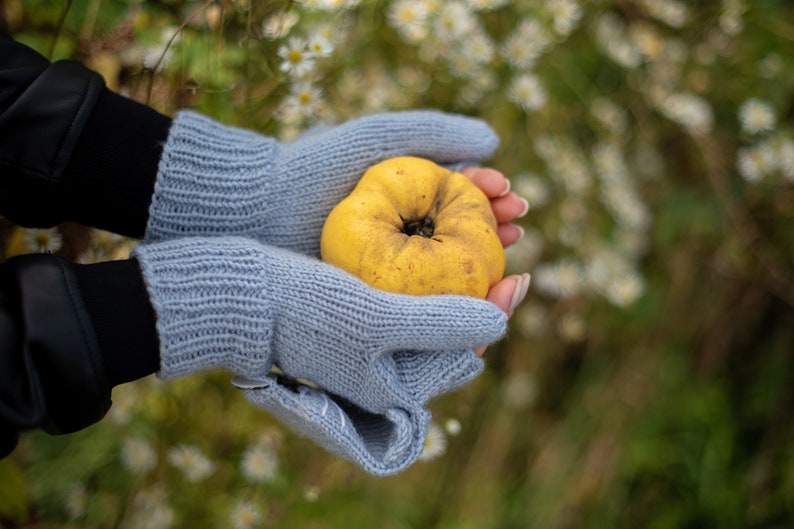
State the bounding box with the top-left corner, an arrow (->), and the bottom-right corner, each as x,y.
145,110 -> 499,256
133,237 -> 506,475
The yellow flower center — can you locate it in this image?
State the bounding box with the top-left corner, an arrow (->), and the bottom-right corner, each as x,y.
34,233 -> 51,247
288,49 -> 303,63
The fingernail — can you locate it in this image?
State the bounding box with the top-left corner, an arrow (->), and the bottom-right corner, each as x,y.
508,273 -> 531,313
517,198 -> 530,218
515,225 -> 525,242
498,179 -> 511,197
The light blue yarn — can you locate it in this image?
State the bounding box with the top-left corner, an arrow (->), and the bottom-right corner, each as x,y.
133,237 -> 507,475
145,110 -> 500,257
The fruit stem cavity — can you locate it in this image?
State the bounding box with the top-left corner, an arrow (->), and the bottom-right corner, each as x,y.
402,213 -> 435,238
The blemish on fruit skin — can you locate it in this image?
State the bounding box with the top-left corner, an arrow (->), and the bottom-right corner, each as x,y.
462,259 -> 475,274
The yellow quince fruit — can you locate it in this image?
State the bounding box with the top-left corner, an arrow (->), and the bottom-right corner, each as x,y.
320,156 -> 505,298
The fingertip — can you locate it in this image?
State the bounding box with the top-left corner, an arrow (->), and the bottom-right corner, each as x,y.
497,223 -> 524,248
464,167 -> 511,198
491,193 -> 530,223
498,179 -> 511,197
486,275 -> 521,314
517,197 -> 530,218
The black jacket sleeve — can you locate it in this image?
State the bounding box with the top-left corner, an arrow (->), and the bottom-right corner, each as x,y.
0,254 -> 160,458
0,32 -> 172,237
0,34 -> 166,456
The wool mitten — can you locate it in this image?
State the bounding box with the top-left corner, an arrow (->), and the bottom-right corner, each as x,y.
132,237 -> 506,474
144,110 -> 499,256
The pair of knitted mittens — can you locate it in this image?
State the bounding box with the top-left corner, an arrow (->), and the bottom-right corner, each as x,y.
133,110 -> 506,475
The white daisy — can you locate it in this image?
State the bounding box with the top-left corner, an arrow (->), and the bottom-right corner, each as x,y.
642,0 -> 690,28
240,444 -> 278,483
533,260 -> 584,298
307,34 -> 333,58
262,10 -> 299,40
463,31 -> 496,65
278,37 -> 315,77
501,18 -> 551,69
514,172 -> 550,209
737,142 -> 776,182
605,273 -> 645,307
121,486 -> 174,529
277,82 -> 324,125
546,0 -> 583,37
167,444 -> 215,482
418,422 -> 447,461
230,501 -> 262,529
121,436 -> 158,475
23,227 -> 62,253
738,98 -> 776,135
508,73 -> 546,112
438,2 -> 476,37
660,92 -> 713,134
387,0 -> 430,43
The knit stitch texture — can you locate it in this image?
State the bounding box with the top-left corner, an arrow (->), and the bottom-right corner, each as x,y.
145,110 -> 499,256
133,237 -> 506,474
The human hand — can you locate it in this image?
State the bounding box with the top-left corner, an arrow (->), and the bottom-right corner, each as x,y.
145,110 -> 499,257
463,166 -> 531,354
462,166 -> 529,248
133,236 -> 506,475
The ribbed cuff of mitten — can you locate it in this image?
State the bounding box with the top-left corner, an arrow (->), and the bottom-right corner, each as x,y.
132,238 -> 274,379
145,111 -> 276,243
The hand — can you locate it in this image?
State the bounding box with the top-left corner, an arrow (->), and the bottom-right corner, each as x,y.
462,166 -> 529,248
463,166 -> 531,354
146,110 -> 499,257
133,236 -> 507,475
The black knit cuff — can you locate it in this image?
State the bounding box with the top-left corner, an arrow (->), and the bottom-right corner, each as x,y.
60,88 -> 172,238
69,257 -> 160,387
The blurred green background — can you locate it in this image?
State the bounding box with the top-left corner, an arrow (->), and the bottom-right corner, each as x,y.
2,0 -> 794,528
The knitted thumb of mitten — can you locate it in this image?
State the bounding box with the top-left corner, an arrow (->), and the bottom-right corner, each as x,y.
145,110 -> 499,256
132,237 -> 506,475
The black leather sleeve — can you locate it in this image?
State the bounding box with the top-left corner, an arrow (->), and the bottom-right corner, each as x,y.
0,33 -> 172,238
0,35 -> 168,455
0,36 -> 104,227
0,255 -> 160,458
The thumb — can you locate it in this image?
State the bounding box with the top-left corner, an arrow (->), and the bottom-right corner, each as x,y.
374,293 -> 508,352
282,110 -> 499,180
343,110 -> 500,163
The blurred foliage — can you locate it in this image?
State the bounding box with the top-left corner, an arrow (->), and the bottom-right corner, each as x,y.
2,0 -> 794,528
